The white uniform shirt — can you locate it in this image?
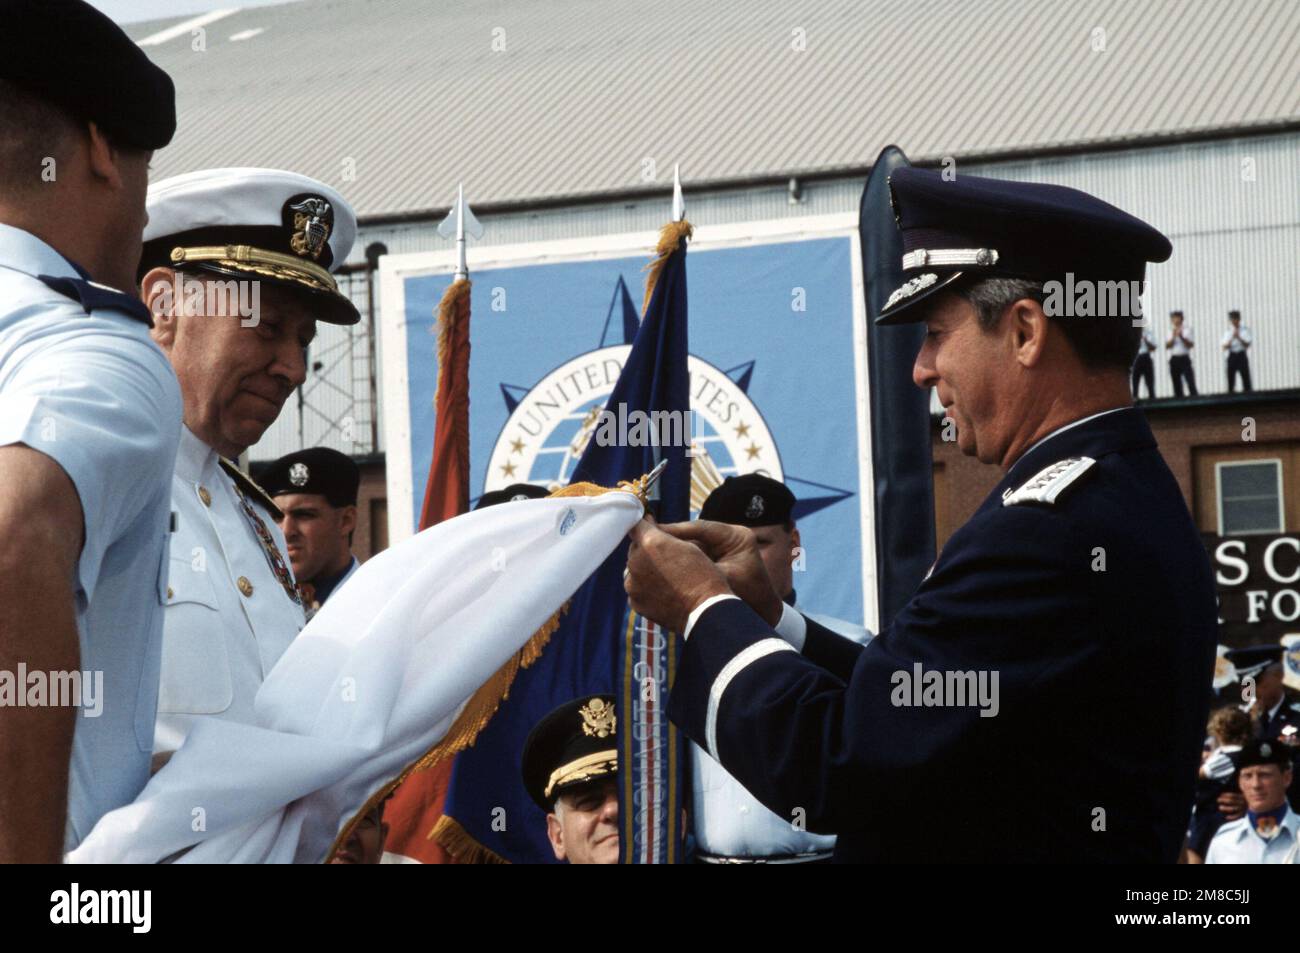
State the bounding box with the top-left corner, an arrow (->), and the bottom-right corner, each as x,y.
155,427 -> 306,753
1168,324 -> 1194,356
1221,325 -> 1252,353
690,605 -> 871,859
1138,330 -> 1157,355
1206,806 -> 1300,864
0,223 -> 182,850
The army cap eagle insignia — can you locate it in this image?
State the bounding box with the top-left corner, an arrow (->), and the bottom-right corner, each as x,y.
580,697 -> 616,738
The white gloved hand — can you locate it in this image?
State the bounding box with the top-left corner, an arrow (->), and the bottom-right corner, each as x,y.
1203,746 -> 1240,780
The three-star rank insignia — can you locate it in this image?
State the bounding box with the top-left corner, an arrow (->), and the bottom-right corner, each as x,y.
285,194 -> 333,261
580,697 -> 616,738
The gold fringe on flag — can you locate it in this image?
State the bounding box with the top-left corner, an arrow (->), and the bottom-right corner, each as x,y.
434,277 -> 471,394
323,476 -> 655,862
641,220 -> 692,313
427,814 -> 511,864
431,277 -> 472,518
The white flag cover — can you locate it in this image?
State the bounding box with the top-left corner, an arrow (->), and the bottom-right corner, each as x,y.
68,491 -> 645,863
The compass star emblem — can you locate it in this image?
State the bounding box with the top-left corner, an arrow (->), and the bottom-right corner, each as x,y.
482,277 -> 854,520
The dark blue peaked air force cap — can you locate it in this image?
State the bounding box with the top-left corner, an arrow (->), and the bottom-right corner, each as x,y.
876,168 -> 1173,323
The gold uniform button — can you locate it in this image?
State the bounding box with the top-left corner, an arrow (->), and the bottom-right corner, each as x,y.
198,485 -> 212,507
237,576 -> 254,597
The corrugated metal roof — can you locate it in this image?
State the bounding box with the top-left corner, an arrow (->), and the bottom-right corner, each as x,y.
129,0 -> 1300,220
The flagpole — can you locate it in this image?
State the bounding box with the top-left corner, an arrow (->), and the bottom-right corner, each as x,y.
671,162 -> 685,223
384,185 -> 482,863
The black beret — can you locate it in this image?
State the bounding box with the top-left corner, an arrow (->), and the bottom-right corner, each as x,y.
1,0 -> 176,150
259,448 -> 359,507
521,695 -> 618,812
1234,738 -> 1294,770
474,482 -> 550,510
877,168 -> 1172,323
699,473 -> 795,527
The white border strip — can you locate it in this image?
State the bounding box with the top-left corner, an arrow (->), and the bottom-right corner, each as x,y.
846,229 -> 879,635
378,252 -> 415,540
705,638 -> 796,760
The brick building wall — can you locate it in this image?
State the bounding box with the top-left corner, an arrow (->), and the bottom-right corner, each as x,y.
932,390 -> 1300,550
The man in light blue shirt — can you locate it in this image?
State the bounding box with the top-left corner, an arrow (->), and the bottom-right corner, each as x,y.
690,475 -> 870,863
1207,739 -> 1298,864
0,0 -> 180,861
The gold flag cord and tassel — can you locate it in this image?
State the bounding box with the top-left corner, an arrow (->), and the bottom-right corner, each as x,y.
641,220 -> 692,313
434,277 -> 471,389
323,476 -> 658,863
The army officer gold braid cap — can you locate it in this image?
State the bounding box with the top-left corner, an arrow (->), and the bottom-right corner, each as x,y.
521,695 -> 619,812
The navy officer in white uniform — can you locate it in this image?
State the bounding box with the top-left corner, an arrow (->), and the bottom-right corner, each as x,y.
259,447 -> 362,618
136,169 -> 361,761
692,474 -> 869,863
0,0 -> 181,861
625,169 -> 1218,862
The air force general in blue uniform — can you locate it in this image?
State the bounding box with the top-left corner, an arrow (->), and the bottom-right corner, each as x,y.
629,170 -> 1219,862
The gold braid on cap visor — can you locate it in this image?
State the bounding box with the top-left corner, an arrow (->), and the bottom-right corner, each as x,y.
169,244 -> 338,294
544,751 -> 618,801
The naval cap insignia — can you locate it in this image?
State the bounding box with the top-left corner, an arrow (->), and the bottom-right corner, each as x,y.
286,194 -> 333,261
289,462 -> 310,486
580,697 -> 615,738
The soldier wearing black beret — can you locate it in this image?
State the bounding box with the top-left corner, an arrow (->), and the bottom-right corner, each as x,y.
0,0 -> 180,860
261,448 -> 361,613
626,169 -> 1217,862
1205,738 -> 1298,864
1227,643 -> 1300,812
521,695 -> 620,865
700,474 -> 801,610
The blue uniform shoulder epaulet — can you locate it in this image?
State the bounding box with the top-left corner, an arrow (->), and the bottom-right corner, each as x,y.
1002,456 -> 1097,508
219,458 -> 283,520
36,273 -> 154,327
